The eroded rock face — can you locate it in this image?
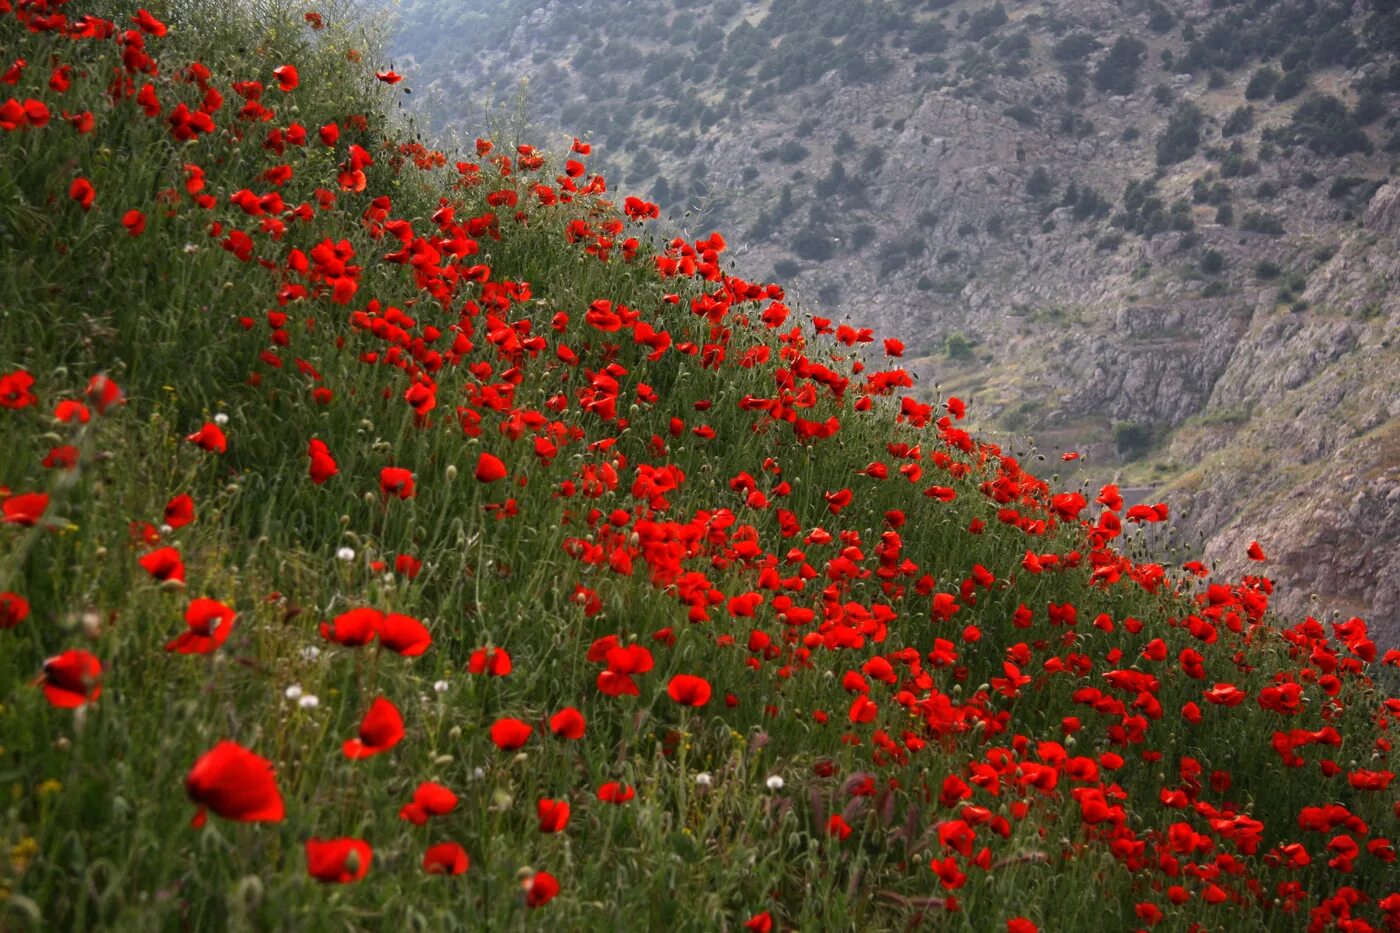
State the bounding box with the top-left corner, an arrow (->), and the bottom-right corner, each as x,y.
1364,181 -> 1400,236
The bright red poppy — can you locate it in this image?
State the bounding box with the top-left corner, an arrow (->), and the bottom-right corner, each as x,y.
380,466 -> 414,499
489,717 -> 532,751
399,781 -> 458,825
321,607 -> 380,647
475,452 -> 507,483
523,871 -> 559,907
163,494 -> 195,528
666,674 -> 712,707
185,741 -> 285,828
467,646 -> 512,676
2,492 -> 48,526
423,842 -> 468,875
138,546 -> 185,583
548,707 -> 586,739
537,798 -> 570,833
166,598 -> 236,654
39,649 -> 102,707
305,837 -> 372,883
343,696 -> 404,758
272,64 -> 299,91
377,613 -> 431,656
186,422 -> 227,453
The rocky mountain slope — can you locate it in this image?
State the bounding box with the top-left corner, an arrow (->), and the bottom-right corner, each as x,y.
384,0 -> 1400,644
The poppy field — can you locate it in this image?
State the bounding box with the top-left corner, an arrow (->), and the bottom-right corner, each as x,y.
0,1 -> 1396,930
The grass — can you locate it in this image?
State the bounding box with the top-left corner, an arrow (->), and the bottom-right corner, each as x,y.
0,2 -> 1396,931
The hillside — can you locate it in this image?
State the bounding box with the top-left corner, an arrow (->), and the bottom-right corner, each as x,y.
386,0 -> 1400,647
0,2 -> 1397,930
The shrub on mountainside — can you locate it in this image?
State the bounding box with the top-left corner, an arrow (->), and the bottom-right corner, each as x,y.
1093,36 -> 1148,95
1156,103 -> 1205,166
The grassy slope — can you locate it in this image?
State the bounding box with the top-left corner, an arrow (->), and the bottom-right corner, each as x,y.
0,2 -> 1396,931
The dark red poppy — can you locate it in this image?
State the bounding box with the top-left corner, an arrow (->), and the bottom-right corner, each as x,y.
185,741 -> 285,828
69,176 -> 94,210
0,591 -> 30,629
343,696 -> 404,758
0,370 -> 36,409
306,838 -> 372,883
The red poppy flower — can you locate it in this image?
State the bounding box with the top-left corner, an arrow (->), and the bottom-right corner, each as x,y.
318,122 -> 339,146
666,674 -> 712,707
597,781 -> 634,804
85,374 -> 122,414
489,717 -> 532,751
166,598 -> 236,654
54,399 -> 90,423
306,838 -> 372,883
537,798 -> 570,833
308,438 -> 338,484
745,912 -> 774,932
185,740 -> 285,828
423,842 -> 468,875
39,649 -> 102,707
1,591 -> 30,629
3,490 -> 47,526
186,422 -> 227,453
163,494 -> 195,529
467,646 -> 512,676
523,871 -> 559,907
377,613 -> 431,656
42,445 -> 78,471
393,554 -> 421,578
375,70 -> 403,84
272,65 -> 299,91
548,707 -> 586,739
139,546 -> 185,582
69,176 -> 94,210
1247,540 -> 1266,561
0,370 -> 36,409
343,696 -> 404,758
321,607 -> 380,647
399,781 -> 458,824
475,452 -> 507,483
122,209 -> 146,236
380,466 -> 414,499
132,8 -> 168,35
